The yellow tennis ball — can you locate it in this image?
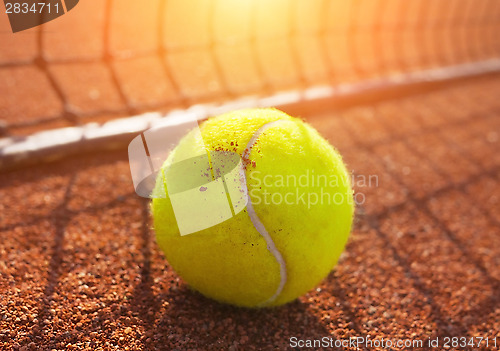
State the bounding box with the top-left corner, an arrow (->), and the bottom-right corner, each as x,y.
152,108 -> 354,307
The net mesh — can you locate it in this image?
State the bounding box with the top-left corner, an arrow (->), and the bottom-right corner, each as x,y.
1,0 -> 500,136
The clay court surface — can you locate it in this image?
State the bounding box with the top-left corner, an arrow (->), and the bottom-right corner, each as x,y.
0,75 -> 498,350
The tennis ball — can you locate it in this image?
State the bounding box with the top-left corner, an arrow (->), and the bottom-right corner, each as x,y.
152,108 -> 354,307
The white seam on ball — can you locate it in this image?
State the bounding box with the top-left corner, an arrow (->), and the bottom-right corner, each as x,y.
242,120 -> 287,307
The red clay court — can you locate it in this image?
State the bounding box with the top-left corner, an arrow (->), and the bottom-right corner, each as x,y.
1,1 -> 499,350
